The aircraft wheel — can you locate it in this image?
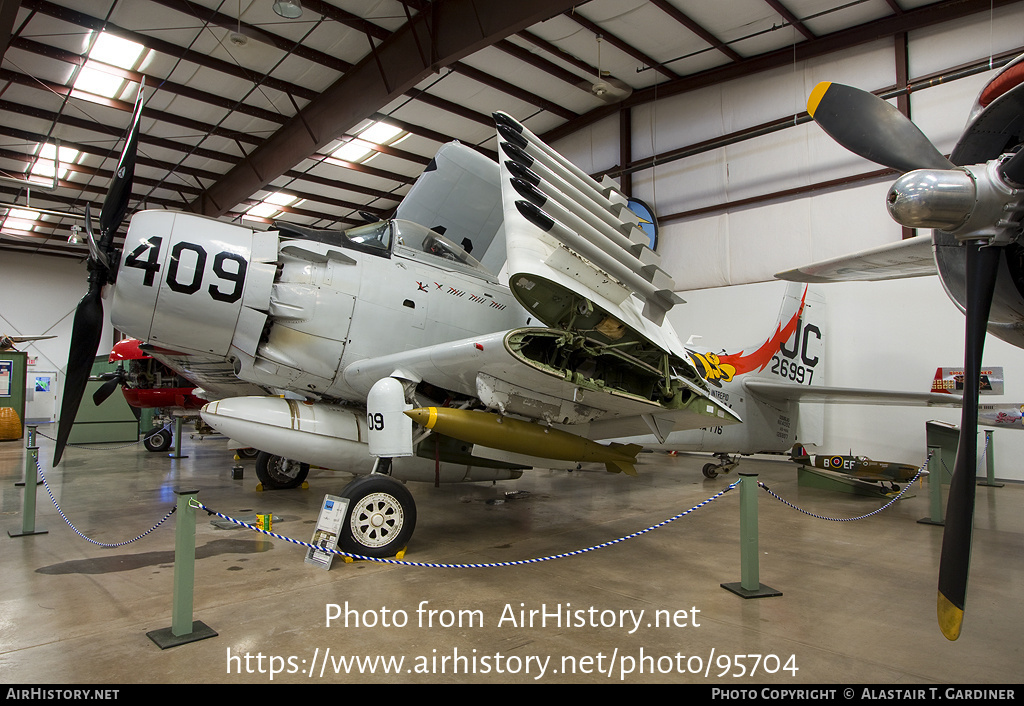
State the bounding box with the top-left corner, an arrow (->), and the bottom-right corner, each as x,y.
338,475 -> 416,558
255,452 -> 309,490
143,428 -> 172,453
237,447 -> 260,459
702,463 -> 719,479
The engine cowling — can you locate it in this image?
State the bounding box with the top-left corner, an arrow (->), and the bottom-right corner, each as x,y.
112,210 -> 278,362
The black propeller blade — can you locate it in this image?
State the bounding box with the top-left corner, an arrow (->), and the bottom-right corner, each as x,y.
54,269 -> 105,464
53,89 -> 143,466
1000,148 -> 1024,186
92,367 -> 125,407
937,240 -> 999,641
806,81 -> 954,173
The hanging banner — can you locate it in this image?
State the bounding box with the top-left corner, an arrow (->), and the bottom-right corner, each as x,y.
931,366 -> 1004,395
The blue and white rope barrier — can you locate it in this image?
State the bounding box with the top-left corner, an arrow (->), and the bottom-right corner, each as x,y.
34,455 -> 176,547
189,480 -> 742,569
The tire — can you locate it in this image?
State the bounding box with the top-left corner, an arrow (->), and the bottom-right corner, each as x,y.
143,428 -> 172,453
702,463 -> 719,479
338,475 -> 416,558
237,447 -> 259,459
255,451 -> 310,490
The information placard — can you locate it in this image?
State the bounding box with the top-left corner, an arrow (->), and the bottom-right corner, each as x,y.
304,494 -> 350,570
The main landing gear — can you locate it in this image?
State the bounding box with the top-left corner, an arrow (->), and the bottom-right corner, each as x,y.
251,451 -> 416,558
702,452 -> 741,479
337,474 -> 416,558
255,451 -> 310,490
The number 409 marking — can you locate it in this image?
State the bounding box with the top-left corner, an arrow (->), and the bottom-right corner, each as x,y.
124,236 -> 247,304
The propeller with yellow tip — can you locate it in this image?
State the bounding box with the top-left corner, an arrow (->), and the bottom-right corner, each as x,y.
806,81 -> 953,173
805,78 -> 1024,642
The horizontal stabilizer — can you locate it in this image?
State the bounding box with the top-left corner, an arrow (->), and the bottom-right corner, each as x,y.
745,379 -> 962,407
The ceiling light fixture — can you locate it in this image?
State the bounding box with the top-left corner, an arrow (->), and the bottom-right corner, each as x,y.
272,0 -> 302,19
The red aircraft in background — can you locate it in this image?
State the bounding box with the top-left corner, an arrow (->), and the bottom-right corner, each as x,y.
94,338 -> 209,452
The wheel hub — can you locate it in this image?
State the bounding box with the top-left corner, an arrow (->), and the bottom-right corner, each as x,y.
352,492 -> 404,548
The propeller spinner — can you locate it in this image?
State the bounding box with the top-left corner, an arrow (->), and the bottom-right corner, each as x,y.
53,89 -> 143,465
807,80 -> 1024,640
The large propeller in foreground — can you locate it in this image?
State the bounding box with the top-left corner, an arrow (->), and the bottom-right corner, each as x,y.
807,79 -> 1024,640
53,89 -> 144,466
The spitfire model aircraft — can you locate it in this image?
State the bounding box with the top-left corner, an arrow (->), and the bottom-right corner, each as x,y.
777,55 -> 1024,640
789,446 -> 922,493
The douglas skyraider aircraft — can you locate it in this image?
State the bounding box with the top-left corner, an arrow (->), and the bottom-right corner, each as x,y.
57,100 -> 743,560
56,91 -> 982,639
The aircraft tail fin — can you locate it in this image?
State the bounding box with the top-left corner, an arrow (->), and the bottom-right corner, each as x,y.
790,443 -> 810,462
714,282 -> 826,385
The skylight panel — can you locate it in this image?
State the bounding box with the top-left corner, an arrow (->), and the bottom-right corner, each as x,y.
359,121 -> 403,144
244,202 -> 279,219
8,209 -> 40,221
327,121 -> 409,167
73,64 -> 125,98
71,31 -> 146,103
88,33 -> 144,68
331,139 -> 373,163
243,192 -> 298,221
2,210 -> 38,233
29,144 -> 79,184
264,192 -> 297,207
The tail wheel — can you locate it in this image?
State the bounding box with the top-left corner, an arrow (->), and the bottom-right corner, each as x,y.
339,475 -> 416,558
255,451 -> 309,490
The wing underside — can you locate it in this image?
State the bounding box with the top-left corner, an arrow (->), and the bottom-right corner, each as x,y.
344,328 -> 741,440
776,235 -> 936,283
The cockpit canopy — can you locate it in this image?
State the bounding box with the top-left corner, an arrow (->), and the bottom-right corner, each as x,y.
275,218 -> 493,280
391,220 -> 489,273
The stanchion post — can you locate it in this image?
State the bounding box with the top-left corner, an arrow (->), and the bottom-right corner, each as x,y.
978,429 -> 1003,487
146,489 -> 217,648
722,473 -> 781,599
169,416 -> 188,459
919,446 -> 944,526
9,425 -> 47,538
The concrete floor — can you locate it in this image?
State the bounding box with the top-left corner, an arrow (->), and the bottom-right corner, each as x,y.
1,427 -> 1021,685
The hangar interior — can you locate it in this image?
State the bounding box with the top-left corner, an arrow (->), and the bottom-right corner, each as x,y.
0,0 -> 1022,684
